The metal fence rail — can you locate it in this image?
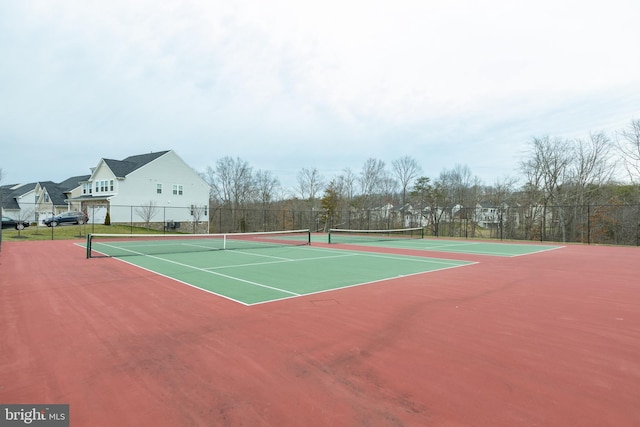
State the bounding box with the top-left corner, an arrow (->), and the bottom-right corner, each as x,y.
210,204 -> 640,246
2,202 -> 639,246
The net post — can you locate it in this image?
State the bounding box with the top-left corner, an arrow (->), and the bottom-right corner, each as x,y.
328,229 -> 332,244
421,227 -> 425,239
223,234 -> 227,250
307,229 -> 311,245
86,234 -> 92,259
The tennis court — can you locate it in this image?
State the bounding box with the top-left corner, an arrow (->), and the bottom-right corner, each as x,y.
86,230 -> 474,305
3,233 -> 640,426
327,228 -> 563,256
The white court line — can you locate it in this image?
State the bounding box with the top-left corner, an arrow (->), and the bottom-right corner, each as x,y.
231,250 -> 295,261
249,259 -> 476,306
414,241 -> 565,257
202,252 -> 360,270
337,238 -> 564,257
149,255 -> 302,296
107,257 -> 255,306
90,242 -> 476,305
303,245 -> 473,266
508,245 -> 565,257
93,241 -> 301,297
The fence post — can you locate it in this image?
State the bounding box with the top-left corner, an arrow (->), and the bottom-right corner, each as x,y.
86,234 -> 91,259
587,204 -> 591,245
465,214 -> 468,239
0,192 -> 3,252
637,203 -> 640,247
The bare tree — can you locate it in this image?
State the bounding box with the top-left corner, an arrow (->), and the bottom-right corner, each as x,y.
438,164 -> 481,208
12,207 -> 33,238
411,176 -> 446,236
485,176 -> 518,205
484,176 -> 518,238
519,153 -> 545,240
436,164 -> 483,236
205,157 -> 255,232
254,170 -> 281,206
296,167 -> 324,202
617,118 -> 640,184
379,175 -> 399,202
135,201 -> 159,230
207,156 -> 254,207
190,204 -> 208,233
392,155 -> 422,210
523,136 -> 572,203
570,131 -> 615,204
358,158 -> 387,208
520,136 -> 572,241
338,167 -> 357,203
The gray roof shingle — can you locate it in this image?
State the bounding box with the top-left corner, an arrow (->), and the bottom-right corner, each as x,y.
2,151 -> 171,210
1,183 -> 37,210
103,151 -> 169,177
58,175 -> 91,191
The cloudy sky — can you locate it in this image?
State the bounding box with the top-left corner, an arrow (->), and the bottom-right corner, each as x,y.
1,0 -> 639,192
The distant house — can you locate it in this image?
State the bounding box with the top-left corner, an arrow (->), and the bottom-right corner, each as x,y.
0,183 -> 34,220
391,203 -> 422,228
69,150 -> 210,229
34,176 -> 91,224
0,179 -> 83,224
2,150 -> 210,231
475,202 -> 501,230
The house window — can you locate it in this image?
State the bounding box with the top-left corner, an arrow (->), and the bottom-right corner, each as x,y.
100,180 -> 107,192
173,185 -> 183,196
110,180 -> 114,191
95,182 -> 99,193
157,184 -> 162,194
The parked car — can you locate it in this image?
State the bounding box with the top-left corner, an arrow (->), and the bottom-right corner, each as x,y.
2,216 -> 30,230
43,211 -> 88,227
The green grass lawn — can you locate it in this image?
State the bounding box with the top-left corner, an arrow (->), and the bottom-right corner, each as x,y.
1,224 -> 168,241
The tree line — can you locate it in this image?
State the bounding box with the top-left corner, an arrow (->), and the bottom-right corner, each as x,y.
204,118 -> 640,211
5,119 -> 638,243
203,119 -> 639,244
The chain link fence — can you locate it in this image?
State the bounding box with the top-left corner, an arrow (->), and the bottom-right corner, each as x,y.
210,204 -> 640,246
2,202 -> 639,246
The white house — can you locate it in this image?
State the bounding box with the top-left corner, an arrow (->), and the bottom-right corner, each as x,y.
0,183 -> 36,220
0,178 -> 88,225
70,150 -> 210,229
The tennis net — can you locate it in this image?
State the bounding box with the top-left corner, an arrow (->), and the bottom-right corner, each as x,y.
328,227 -> 424,244
86,229 -> 311,258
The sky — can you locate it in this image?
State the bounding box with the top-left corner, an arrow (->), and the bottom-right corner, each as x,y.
1,0 -> 639,193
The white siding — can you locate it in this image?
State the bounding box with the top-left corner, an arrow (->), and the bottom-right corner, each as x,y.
107,151 -> 210,224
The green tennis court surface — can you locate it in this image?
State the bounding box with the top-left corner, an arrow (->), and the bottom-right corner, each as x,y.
90,243 -> 474,305
324,232 -> 562,256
